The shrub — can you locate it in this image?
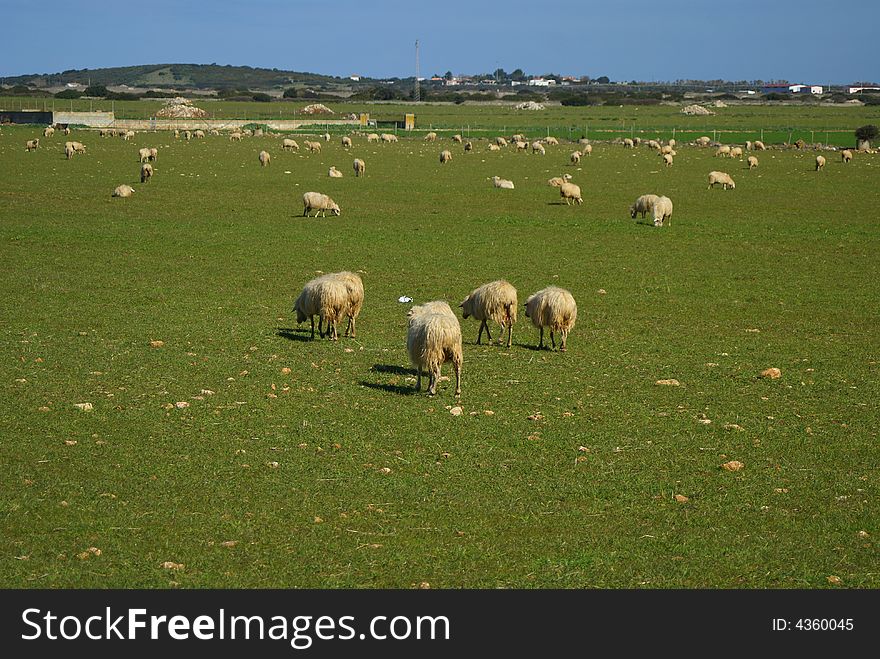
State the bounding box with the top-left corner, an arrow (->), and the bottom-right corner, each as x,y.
83,84 -> 108,97
55,89 -> 83,99
855,125 -> 878,141
252,92 -> 273,102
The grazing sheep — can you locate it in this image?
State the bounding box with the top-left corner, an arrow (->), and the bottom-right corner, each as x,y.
559,182 -> 583,205
26,139 -> 40,151
730,146 -> 743,159
745,141 -> 753,151
491,176 -> 515,189
43,126 -> 55,138
183,130 -> 192,141
194,130 -> 205,139
259,150 -> 271,167
646,139 -> 661,151
112,184 -> 135,198
141,163 -> 153,183
570,151 -> 581,164
696,136 -> 711,147
707,171 -> 735,189
122,130 -> 135,140
630,194 -> 660,219
652,196 -> 673,227
322,132 -> 330,141
138,148 -> 151,163
306,140 -> 322,153
460,280 -> 518,347
524,286 -> 577,351
406,301 -> 463,397
815,155 -> 826,171
747,155 -> 758,170
209,129 -> 220,136
662,153 -> 674,167
715,145 -> 731,157
464,141 -> 473,152
531,141 -> 546,155
341,136 -> 352,148
64,143 -> 75,159
380,133 -> 398,143
353,158 -> 366,177
488,144 -> 501,152
623,138 -> 634,148
660,144 -> 674,155
439,149 -> 452,164
326,271 -> 364,338
230,132 -> 243,142
633,137 -> 642,146
367,133 -> 380,143
515,140 -> 528,152
174,130 -> 180,139
581,144 -> 593,156
63,127 -> 70,135
149,148 -> 158,162
302,191 -> 341,217
753,140 -> 766,150
668,139 -> 676,148
72,141 -> 86,154
293,274 -> 347,341
512,134 -> 526,143
282,138 -> 299,151
452,134 -> 463,143
841,149 -> 853,163
544,136 -> 559,146
495,136 -> 508,147
99,129 -> 109,138
328,166 -> 343,178
424,132 -> 438,142
548,174 -> 573,187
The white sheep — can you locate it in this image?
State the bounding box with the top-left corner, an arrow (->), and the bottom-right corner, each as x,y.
544,136 -> 559,146
230,132 -> 243,142
730,146 -> 743,159
342,136 -> 353,148
424,132 -> 438,142
140,163 -> 153,183
294,274 -> 348,341
652,196 -> 673,227
460,280 -> 518,347
302,191 -> 341,217
531,141 -> 546,155
746,141 -> 753,151
464,141 -> 473,152
71,141 -> 86,154
182,130 -> 192,141
515,140 -> 528,152
841,149 -> 853,163
353,158 -> 366,177
259,150 -> 271,167
660,144 -> 674,155
696,136 -> 711,147
194,130 -> 205,139
328,166 -> 343,178
452,134 -> 463,143
715,145 -> 731,157
647,139 -> 661,151
747,155 -> 758,170
495,136 -> 508,147
440,149 -> 452,164
668,139 -> 676,148
581,144 -> 593,156
753,140 -> 766,150
548,174 -> 573,187
209,129 -> 220,136
326,271 -> 364,338
662,153 -> 674,167
380,133 -> 398,143
559,181 -> 582,205
707,171 -> 735,189
815,155 -> 826,171
570,151 -> 581,164
121,130 -> 135,141
406,301 -> 463,397
524,286 -> 577,351
306,140 -> 322,153
43,126 -> 55,138
322,132 -> 330,141
491,176 -> 515,189
282,138 -> 299,151
138,147 -> 151,163
149,148 -> 158,162
630,194 -> 660,219
623,138 -> 634,148
367,133 -> 380,143
65,143 -> 75,160
488,144 -> 501,152
512,134 -> 526,143
112,184 -> 135,198
26,139 -> 40,151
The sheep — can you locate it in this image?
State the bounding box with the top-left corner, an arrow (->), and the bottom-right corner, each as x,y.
242,129 -> 253,137
630,194 -> 660,219
515,140 -> 528,152
322,132 -> 330,141
715,145 -> 731,157
745,141 -> 753,151
495,136 -> 508,147
662,153 -> 674,167
668,139 -> 676,148
524,286 -> 577,351
367,133 -> 380,143
183,130 -> 192,141
459,280 -> 518,347
548,174 -> 573,187
141,163 -> 153,183
623,138 -> 634,148
353,158 -> 366,177
647,139 -> 661,151
815,155 -> 826,171
440,149 -> 453,164
302,191 -> 341,218
259,150 -> 271,167
660,144 -> 674,155
696,136 -> 711,147
72,141 -> 86,154
512,134 -> 526,143
325,271 -> 364,338
99,129 -> 109,138
209,129 -> 220,136
652,196 -> 673,227
406,301 -> 463,397
452,134 -> 463,143
633,137 -> 642,146
328,165 -> 343,178
464,141 -> 473,152
531,141 -> 546,155
138,147 -> 151,163
581,144 -> 593,156
174,130 -> 180,139
341,136 -> 352,148
63,127 -> 70,135
730,146 -> 743,159
149,148 -> 158,162
112,184 -> 135,198
544,136 -> 559,146
122,130 -> 135,140
65,143 -> 76,159
43,126 -> 55,138
26,139 -> 39,151
194,130 -> 205,139
570,151 -> 581,165
491,176 -> 515,189
707,171 -> 735,189
293,274 -> 348,341
753,140 -> 766,150
841,149 -> 853,163
230,132 -> 243,142
306,140 -> 322,153
282,138 -> 299,151
747,155 -> 758,170
488,144 -> 501,152
424,132 -> 437,142
380,133 -> 398,143
559,182 -> 583,205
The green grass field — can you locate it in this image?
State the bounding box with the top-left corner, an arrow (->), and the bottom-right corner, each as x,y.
1,114 -> 877,588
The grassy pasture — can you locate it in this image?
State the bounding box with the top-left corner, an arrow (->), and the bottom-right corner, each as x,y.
0,121 -> 878,588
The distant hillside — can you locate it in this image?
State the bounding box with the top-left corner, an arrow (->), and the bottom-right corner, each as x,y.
3,63 -> 375,90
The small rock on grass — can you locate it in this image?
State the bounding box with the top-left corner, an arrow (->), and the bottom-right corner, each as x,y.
674,494 -> 689,503
161,561 -> 184,570
761,367 -> 782,379
721,460 -> 744,472
655,379 -> 680,386
74,402 -> 93,412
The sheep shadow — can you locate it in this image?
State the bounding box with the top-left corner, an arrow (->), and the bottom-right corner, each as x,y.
370,364 -> 416,376
275,326 -> 313,342
360,381 -> 419,396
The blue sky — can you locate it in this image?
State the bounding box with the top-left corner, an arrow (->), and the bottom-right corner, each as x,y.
1,0 -> 876,83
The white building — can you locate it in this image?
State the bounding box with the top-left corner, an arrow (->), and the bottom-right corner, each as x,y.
528,78 -> 556,87
789,84 -> 823,94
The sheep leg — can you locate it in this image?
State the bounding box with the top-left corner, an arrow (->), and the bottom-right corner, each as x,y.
415,367 -> 422,392
538,327 -> 545,349
476,320 -> 484,345
506,323 -> 512,349
318,316 -> 325,339
427,367 -> 439,396
560,331 -> 568,352
310,316 -> 315,339
550,331 -> 556,350
453,357 -> 462,398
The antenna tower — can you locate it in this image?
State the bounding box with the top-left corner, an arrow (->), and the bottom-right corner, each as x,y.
414,40 -> 420,102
